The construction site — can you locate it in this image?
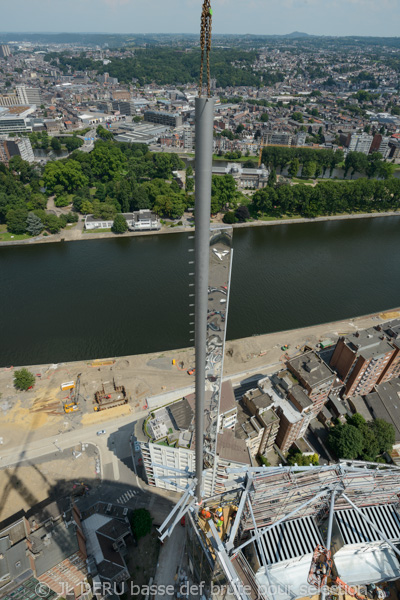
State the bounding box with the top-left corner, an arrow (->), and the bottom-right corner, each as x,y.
162,463 -> 400,600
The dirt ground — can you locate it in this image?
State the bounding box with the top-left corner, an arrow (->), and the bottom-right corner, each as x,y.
0,307 -> 398,449
0,446 -> 99,522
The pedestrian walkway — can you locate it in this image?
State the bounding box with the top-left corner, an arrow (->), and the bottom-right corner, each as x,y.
116,489 -> 138,504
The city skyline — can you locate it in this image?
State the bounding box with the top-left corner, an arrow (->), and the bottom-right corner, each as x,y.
1,0 -> 399,37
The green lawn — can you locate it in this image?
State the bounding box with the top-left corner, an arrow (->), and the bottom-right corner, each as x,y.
0,228 -> 31,242
212,154 -> 258,162
83,228 -> 112,233
292,177 -> 315,184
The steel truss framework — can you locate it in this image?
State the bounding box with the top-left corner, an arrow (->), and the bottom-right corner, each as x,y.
161,462 -> 400,600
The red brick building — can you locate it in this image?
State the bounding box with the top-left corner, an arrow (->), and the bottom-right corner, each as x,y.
330,328 -> 395,398
286,351 -> 336,415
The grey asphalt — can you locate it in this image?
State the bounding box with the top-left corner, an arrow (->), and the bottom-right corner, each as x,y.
153,523 -> 186,600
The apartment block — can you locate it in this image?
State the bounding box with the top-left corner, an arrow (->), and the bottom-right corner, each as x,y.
136,381 -> 249,496
0,45 -> 11,58
241,388 -> 280,455
347,132 -> 373,155
287,350 -> 336,414
0,93 -> 19,107
0,136 -> 34,165
330,328 -> 395,398
16,85 -> 42,106
258,375 -> 312,454
144,110 -> 182,128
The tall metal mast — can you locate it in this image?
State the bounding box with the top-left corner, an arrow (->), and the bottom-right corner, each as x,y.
195,0 -> 214,500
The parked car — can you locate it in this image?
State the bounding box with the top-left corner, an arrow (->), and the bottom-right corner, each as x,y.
96,429 -> 106,436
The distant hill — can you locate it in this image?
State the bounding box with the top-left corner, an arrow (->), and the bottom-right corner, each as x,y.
284,31 -> 312,38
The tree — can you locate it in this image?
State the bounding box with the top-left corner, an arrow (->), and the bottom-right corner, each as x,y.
50,137 -> 62,152
96,125 -> 113,141
80,200 -> 93,215
112,213 -> 128,234
287,453 -> 319,466
43,160 -> 89,194
186,165 -> 194,192
14,368 -> 35,391
44,214 -> 62,233
130,508 -> 152,540
6,207 -> 28,234
26,212 -> 44,236
235,205 -> 250,222
288,158 -> 300,178
153,193 -> 185,219
292,111 -> 304,123
371,419 -> 395,454
211,175 -> 237,214
63,136 -> 83,152
260,112 -> 269,123
328,423 -> 364,460
267,168 -> 277,188
223,211 -> 237,224
55,195 -> 71,208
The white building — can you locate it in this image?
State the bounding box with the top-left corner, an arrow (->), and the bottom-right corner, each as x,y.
348,132 -> 373,155
84,210 -> 160,231
0,106 -> 36,135
16,85 -> 42,106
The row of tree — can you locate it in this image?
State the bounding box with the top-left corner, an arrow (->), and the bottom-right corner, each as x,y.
261,146 -> 394,180
251,178 -> 400,219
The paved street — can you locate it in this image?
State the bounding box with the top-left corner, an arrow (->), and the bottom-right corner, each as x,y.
153,524 -> 186,600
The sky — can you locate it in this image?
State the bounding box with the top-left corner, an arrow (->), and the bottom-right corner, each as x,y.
1,0 -> 400,37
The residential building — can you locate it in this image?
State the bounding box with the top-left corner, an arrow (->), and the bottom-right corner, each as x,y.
264,131 -> 293,146
347,132 -> 373,155
330,328 -> 396,397
364,378 -> 400,449
0,45 -> 11,58
16,85 -> 42,106
0,93 -> 19,107
112,90 -> 131,101
0,137 -> 35,164
0,500 -> 89,599
183,124 -> 194,149
144,110 -> 183,128
84,210 -> 161,232
258,374 -> 313,453
136,381 -> 250,496
286,350 -> 336,414
112,100 -> 136,116
240,388 -> 280,455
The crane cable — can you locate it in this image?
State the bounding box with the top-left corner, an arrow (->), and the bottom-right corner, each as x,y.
199,0 -> 213,98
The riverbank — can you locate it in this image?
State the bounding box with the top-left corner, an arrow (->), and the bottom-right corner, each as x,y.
1,306 -> 398,450
0,209 -> 399,248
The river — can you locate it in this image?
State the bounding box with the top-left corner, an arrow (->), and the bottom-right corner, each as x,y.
1,216 -> 399,367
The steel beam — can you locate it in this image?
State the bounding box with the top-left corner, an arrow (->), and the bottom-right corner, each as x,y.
194,96 -> 215,500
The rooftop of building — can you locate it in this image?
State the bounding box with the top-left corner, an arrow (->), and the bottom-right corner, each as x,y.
217,428 -> 251,465
344,328 -> 395,360
289,385 -> 313,410
287,350 -> 335,387
365,378 -> 400,443
29,520 -> 79,577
